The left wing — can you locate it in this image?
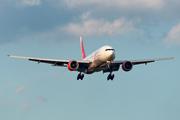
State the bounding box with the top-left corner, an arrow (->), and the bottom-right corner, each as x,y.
103,57 -> 174,73
8,55 -> 90,67
110,57 -> 174,66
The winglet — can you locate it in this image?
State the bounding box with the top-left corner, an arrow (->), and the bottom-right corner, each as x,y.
80,37 -> 86,60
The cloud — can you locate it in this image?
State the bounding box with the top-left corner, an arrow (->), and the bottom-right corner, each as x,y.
18,0 -> 41,6
31,15 -> 140,40
65,0 -> 164,9
81,12 -> 91,20
22,103 -> 31,111
37,95 -> 47,103
163,23 -> 180,46
0,92 -> 3,96
63,18 -> 139,36
63,0 -> 180,23
11,85 -> 28,104
0,0 -> 180,44
16,85 -> 27,95
0,93 -> 3,101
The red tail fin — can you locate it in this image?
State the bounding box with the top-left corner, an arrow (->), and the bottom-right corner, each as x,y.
80,37 -> 86,60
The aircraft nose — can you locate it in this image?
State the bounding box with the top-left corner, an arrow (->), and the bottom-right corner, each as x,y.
105,50 -> 115,61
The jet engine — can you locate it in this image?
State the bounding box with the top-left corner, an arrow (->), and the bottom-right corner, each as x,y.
67,60 -> 79,71
122,61 -> 133,72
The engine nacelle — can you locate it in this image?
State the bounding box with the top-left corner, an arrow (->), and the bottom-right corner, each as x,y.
122,61 -> 133,72
67,60 -> 79,71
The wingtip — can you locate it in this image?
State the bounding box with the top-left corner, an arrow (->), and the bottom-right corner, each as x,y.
7,55 -> 10,57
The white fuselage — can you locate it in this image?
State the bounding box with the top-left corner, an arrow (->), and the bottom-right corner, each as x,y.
83,46 -> 115,73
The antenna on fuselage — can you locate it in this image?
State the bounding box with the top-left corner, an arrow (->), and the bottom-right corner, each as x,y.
80,37 -> 86,60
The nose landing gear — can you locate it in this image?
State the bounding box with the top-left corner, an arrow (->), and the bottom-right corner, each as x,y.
77,73 -> 84,80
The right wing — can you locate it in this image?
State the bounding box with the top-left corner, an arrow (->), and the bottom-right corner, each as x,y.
8,55 -> 91,67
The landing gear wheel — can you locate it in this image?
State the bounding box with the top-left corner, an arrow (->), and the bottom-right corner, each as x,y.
77,74 -> 81,80
77,73 -> 84,80
81,74 -> 84,80
111,74 -> 114,81
107,74 -> 115,81
107,74 -> 111,80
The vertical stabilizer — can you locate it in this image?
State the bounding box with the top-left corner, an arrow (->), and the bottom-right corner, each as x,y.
80,37 -> 86,60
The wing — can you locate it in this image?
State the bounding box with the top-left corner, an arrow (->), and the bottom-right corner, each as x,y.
8,55 -> 90,67
103,57 -> 174,73
111,57 -> 174,66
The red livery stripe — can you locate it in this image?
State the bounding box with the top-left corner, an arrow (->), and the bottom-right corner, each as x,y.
80,37 -> 86,60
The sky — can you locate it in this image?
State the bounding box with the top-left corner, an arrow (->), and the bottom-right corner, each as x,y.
0,0 -> 180,120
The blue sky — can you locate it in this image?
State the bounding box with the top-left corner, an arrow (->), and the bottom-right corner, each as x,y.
0,0 -> 180,120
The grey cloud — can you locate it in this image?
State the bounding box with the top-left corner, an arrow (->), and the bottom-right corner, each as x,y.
163,23 -> 180,46
17,0 -> 41,7
16,85 -> 27,94
65,0 -> 165,10
11,85 -> 28,104
0,0 -> 74,43
22,103 -> 31,111
63,17 -> 139,36
62,0 -> 180,24
0,92 -> 4,96
1,0 -> 180,43
37,95 -> 47,103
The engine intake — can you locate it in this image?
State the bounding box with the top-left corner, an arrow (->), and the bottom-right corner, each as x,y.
67,60 -> 79,71
122,61 -> 133,72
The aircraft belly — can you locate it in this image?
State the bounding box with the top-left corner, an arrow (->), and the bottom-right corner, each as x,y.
86,50 -> 108,73
88,59 -> 106,72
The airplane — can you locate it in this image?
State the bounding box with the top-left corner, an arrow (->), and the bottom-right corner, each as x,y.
8,37 -> 173,80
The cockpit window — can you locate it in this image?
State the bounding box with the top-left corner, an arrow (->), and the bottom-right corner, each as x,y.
105,49 -> 115,51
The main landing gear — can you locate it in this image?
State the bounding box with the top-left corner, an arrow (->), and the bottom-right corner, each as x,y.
107,73 -> 114,81
77,73 -> 84,80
